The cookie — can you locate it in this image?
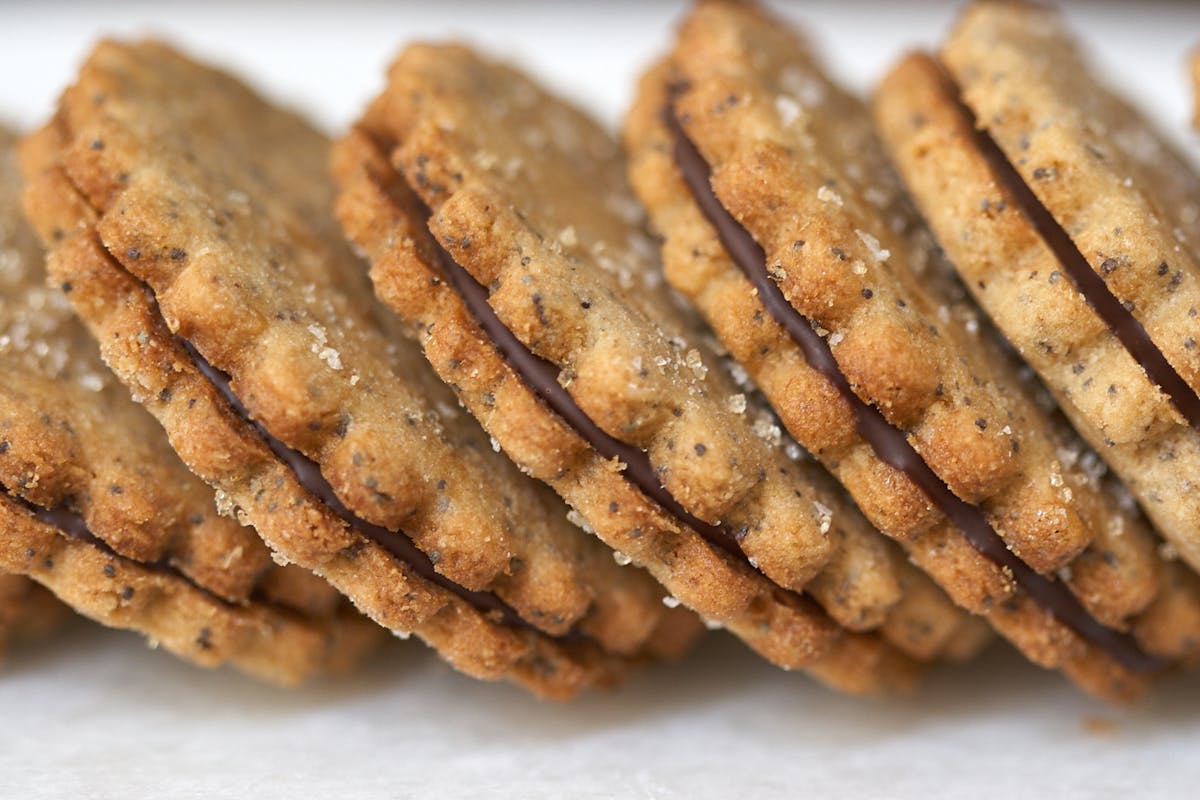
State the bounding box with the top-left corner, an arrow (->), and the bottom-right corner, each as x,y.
932,0 -> 1200,576
624,0 -> 1197,699
22,39 -> 696,700
0,573 -> 67,662
334,40 -> 990,695
1,125 -> 380,685
875,49 -> 1200,672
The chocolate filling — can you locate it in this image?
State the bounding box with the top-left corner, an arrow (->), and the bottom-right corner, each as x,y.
4,489 -> 100,544
945,72 -> 1200,435
181,341 -> 535,632
667,107 -> 1162,672
2,484 -> 257,612
421,214 -> 741,561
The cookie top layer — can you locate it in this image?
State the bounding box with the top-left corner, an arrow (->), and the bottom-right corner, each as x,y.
663,0 -> 1099,571
24,40 -> 689,697
944,1 -> 1200,425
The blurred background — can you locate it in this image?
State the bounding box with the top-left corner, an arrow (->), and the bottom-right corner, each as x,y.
2,1 -> 1198,155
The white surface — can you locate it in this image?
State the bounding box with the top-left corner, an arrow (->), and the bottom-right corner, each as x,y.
4,622 -> 1200,799
2,3 -> 1200,798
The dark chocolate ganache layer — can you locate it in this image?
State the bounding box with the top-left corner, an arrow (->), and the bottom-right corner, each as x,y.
3,483 -> 237,609
945,73 -> 1200,435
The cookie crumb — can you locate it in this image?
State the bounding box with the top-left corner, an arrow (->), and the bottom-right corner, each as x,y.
812,500 -> 833,534
855,229 -> 890,263
751,412 -> 782,447
775,95 -> 801,126
816,185 -> 843,207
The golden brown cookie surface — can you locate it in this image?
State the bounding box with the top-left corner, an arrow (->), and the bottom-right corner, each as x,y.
944,2 -> 1200,418
333,39 -> 992,694
22,40 -> 693,699
623,0 -> 1193,699
3,123 -> 273,603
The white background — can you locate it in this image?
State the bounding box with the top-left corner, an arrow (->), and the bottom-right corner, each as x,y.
2,3 -> 1199,798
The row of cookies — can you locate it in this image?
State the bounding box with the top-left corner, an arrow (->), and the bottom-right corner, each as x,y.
2,22 -> 977,695
332,0 -> 1200,700
622,0 -> 1200,698
10,35 -> 975,699
334,0 -> 1200,699
4,47 -> 701,699
4,0 -> 1199,701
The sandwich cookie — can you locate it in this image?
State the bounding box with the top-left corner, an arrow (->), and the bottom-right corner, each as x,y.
917,0 -> 1200,580
875,5 -> 1200,670
1,126 -> 380,685
335,41 -> 989,693
22,40 -> 696,700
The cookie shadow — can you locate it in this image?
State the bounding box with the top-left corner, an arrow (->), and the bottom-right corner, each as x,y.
405,633 -> 1200,746
1,619 -> 420,712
